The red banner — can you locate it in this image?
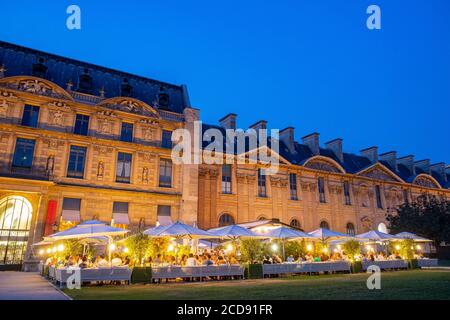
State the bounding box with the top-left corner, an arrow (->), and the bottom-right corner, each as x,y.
44,200 -> 57,236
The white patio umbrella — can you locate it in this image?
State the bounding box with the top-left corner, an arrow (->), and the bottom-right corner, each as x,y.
208,225 -> 263,240
143,221 -> 216,239
259,226 -> 315,260
47,220 -> 129,262
356,230 -> 400,255
394,232 -> 432,242
308,228 -> 352,242
355,230 -> 400,241
143,221 -> 216,262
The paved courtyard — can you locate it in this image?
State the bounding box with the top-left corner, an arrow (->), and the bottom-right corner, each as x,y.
0,271 -> 70,300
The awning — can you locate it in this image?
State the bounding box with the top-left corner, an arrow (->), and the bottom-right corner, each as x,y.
61,209 -> 80,222
113,213 -> 130,225
158,215 -> 172,226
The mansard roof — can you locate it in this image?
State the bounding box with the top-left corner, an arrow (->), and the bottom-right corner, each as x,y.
0,40 -> 189,114
201,122 -> 448,188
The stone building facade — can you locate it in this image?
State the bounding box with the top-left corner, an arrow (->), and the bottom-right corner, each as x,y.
198,116 -> 450,233
0,41 -> 448,270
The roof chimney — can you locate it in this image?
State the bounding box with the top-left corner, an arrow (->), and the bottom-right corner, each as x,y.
379,151 -> 397,171
219,113 -> 237,130
325,138 -> 343,163
360,146 -> 378,164
280,127 -> 295,153
249,120 -> 267,132
446,165 -> 450,176
430,162 -> 446,182
302,132 -> 320,155
397,155 -> 415,175
414,159 -> 430,174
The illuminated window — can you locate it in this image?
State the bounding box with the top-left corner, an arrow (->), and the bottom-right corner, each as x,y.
0,196 -> 33,265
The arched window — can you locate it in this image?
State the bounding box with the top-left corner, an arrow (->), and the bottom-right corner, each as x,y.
377,222 -> 388,233
346,223 -> 355,236
320,220 -> 330,229
218,213 -> 234,227
257,216 -> 267,221
0,196 -> 33,265
290,219 -> 301,229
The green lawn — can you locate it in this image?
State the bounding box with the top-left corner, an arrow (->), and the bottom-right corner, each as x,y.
64,270 -> 450,300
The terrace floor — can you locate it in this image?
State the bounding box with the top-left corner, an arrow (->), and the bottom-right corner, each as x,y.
0,271 -> 70,300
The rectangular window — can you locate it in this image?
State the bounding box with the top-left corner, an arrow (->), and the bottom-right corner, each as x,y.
61,198 -> 81,222
159,159 -> 172,187
161,130 -> 172,148
120,122 -> 134,142
403,189 -> 409,204
289,173 -> 298,200
343,181 -> 351,205
67,146 -> 87,179
222,164 -> 232,194
116,152 -> 132,183
21,105 -> 40,127
112,201 -> 130,226
74,114 -> 90,136
375,185 -> 383,209
12,138 -> 36,168
258,169 -> 267,197
318,177 -> 326,203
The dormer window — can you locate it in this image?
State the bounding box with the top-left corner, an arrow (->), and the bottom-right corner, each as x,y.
158,93 -> 169,108
121,78 -> 133,97
32,57 -> 47,78
77,68 -> 93,94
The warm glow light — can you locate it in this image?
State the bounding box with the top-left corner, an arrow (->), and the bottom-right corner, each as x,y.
333,248 -> 338,253
57,244 -> 64,252
46,248 -> 51,254
156,221 -> 160,227
167,244 -> 174,252
52,247 -> 57,253
416,245 -> 422,250
226,244 -> 233,251
322,247 -> 328,253
271,243 -> 278,251
306,244 -> 313,251
39,249 -> 44,255
337,245 -> 342,250
123,247 -> 129,253
395,245 -> 400,250
109,243 -> 116,251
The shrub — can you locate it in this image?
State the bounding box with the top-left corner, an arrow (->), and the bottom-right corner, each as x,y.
240,239 -> 263,263
342,239 -> 361,261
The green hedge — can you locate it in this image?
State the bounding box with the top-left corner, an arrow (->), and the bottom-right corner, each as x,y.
351,261 -> 363,274
131,267 -> 152,284
408,259 -> 419,269
244,264 -> 263,279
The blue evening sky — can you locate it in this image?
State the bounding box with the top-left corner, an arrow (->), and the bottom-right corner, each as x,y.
1,0 -> 449,163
